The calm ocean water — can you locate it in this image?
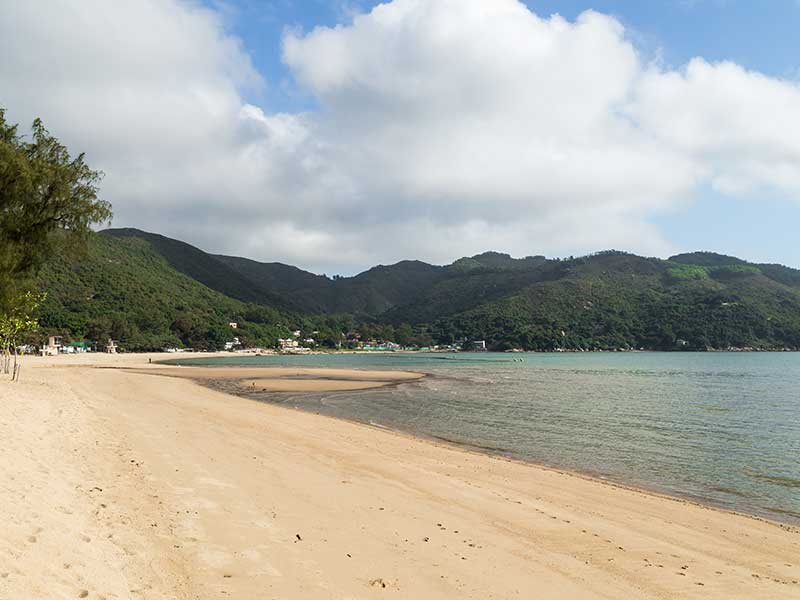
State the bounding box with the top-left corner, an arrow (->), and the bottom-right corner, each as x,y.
173,352 -> 800,524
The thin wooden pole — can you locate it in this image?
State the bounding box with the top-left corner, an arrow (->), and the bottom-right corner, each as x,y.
12,346 -> 19,381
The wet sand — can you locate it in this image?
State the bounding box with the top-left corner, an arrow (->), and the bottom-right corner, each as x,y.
1,352 -> 799,599
124,365 -> 424,393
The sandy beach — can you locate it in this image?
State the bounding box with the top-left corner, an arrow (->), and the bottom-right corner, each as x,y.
1,353 -> 799,599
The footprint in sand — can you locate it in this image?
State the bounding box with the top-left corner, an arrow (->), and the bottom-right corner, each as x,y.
78,590 -> 89,598
369,578 -> 399,590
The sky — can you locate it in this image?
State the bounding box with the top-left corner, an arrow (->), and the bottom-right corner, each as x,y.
1,0 -> 799,275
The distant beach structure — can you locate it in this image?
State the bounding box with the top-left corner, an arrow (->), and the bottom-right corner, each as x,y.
42,335 -> 62,356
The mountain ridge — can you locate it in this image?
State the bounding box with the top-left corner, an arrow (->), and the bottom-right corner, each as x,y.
32,228 -> 800,352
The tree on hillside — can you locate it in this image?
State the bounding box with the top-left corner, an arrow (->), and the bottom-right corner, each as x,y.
0,108 -> 111,370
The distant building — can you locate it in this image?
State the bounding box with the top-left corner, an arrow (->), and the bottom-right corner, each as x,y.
345,331 -> 362,348
363,341 -> 401,351
229,322 -> 238,329
42,336 -> 62,356
279,338 -> 300,350
278,337 -> 311,353
279,337 -> 312,353
473,340 -> 487,351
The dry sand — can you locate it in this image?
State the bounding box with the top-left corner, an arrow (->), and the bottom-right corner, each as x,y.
1,352 -> 799,599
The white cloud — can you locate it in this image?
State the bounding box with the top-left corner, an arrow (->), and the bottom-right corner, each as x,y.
633,58 -> 800,196
1,0 -> 799,273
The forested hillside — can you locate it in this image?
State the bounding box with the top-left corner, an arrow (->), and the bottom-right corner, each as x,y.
37,233 -> 291,350
426,252 -> 800,351
34,229 -> 800,352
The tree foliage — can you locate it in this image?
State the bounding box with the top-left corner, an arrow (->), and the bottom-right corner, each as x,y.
0,290 -> 44,378
0,109 -> 112,311
0,290 -> 44,350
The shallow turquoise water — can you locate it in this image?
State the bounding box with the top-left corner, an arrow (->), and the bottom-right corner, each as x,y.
173,352 -> 800,523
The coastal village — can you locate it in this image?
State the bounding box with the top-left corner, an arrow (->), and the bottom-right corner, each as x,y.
35,335 -> 117,356
21,323 -> 475,357
18,325 -> 779,357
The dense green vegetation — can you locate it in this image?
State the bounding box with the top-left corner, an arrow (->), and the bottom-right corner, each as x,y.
37,233 -> 290,351
666,263 -> 710,281
429,256 -> 800,351
33,230 -> 800,352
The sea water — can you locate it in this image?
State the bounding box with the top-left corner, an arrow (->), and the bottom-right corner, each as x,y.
173,352 -> 800,524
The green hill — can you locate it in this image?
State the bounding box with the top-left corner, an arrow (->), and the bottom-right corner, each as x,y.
37,232 -> 291,351
103,228 -> 293,310
668,251 -> 747,268
427,252 -> 800,351
217,254 -> 447,315
449,252 -> 547,273
214,254 -> 336,313
34,230 -> 800,352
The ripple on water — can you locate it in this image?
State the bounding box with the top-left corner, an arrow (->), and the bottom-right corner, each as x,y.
744,469 -> 800,489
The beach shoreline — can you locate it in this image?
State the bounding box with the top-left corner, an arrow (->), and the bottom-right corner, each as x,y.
11,353 -> 800,527
161,357 -> 800,529
214,374 -> 800,531
2,352 -> 799,599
